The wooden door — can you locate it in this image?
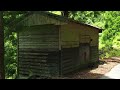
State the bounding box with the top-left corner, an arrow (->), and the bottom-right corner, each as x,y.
79,43 -> 90,65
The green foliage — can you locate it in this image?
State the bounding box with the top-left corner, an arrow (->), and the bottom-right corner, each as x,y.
3,11 -> 120,79
4,32 -> 17,79
3,11 -> 27,79
99,48 -> 120,59
69,11 -> 105,25
98,11 -> 120,59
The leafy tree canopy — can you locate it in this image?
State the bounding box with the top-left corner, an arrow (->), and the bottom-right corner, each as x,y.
3,11 -> 120,78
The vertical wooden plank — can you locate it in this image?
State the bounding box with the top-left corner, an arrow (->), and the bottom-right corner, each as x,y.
0,11 -> 5,79
58,25 -> 62,76
58,25 -> 61,51
17,32 -> 19,78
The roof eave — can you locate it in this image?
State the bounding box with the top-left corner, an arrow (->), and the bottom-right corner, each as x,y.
8,11 -> 103,33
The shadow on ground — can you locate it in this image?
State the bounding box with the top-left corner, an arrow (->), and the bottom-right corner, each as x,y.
100,76 -> 114,79
59,58 -> 120,79
61,71 -> 104,79
63,67 -> 104,79
19,58 -> 120,79
99,60 -> 107,65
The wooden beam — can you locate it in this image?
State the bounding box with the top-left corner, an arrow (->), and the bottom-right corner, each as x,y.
0,11 -> 5,79
61,11 -> 69,18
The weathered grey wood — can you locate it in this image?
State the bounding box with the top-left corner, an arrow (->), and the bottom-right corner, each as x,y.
17,32 -> 19,78
16,12 -> 100,78
90,46 -> 99,62
60,47 -> 79,75
19,38 -> 58,43
19,48 -> 58,52
18,25 -> 60,77
19,34 -> 58,37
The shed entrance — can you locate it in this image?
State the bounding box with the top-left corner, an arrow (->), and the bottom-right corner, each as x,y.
79,43 -> 90,64
79,35 -> 91,66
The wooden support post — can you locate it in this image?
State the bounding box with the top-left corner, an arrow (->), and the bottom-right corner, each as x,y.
0,11 -> 5,79
61,11 -> 69,18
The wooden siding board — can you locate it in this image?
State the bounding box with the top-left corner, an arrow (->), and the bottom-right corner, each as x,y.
60,25 -> 79,75
17,32 -> 19,77
61,47 -> 79,75
18,25 -> 60,78
58,26 -> 62,76
17,21 -> 99,77
90,46 -> 99,62
60,23 -> 99,47
60,24 -> 99,75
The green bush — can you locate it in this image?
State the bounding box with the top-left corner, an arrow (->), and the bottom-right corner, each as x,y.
99,48 -> 120,59
4,32 -> 17,79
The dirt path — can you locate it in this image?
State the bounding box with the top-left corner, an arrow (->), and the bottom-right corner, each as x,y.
58,57 -> 120,79
100,63 -> 120,79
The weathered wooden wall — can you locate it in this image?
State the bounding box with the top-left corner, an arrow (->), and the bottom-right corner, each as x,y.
60,23 -> 99,75
18,23 -> 99,77
18,25 -> 60,78
90,46 -> 99,63
16,12 -> 101,78
79,43 -> 90,66
60,24 -> 79,75
69,23 -> 99,63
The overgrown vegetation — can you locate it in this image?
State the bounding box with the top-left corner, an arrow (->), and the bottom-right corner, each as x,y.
3,11 -> 120,78
3,11 -> 27,79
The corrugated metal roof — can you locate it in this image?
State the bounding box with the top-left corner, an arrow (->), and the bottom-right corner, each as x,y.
9,11 -> 102,32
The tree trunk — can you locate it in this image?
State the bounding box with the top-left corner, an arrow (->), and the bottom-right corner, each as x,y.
0,11 -> 5,79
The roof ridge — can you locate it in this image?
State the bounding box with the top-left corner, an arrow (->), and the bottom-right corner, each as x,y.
8,11 -> 102,33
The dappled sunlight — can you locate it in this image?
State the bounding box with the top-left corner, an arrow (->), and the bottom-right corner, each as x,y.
1,11 -> 120,79
62,58 -> 120,79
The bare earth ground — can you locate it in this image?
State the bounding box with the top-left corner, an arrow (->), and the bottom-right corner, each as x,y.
55,57 -> 120,79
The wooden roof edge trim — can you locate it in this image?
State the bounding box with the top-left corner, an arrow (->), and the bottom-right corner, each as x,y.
69,21 -> 102,33
28,11 -> 103,33
8,11 -> 103,33
34,11 -> 103,31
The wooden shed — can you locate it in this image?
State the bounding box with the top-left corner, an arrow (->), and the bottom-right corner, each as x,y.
14,11 -> 102,78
